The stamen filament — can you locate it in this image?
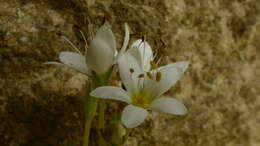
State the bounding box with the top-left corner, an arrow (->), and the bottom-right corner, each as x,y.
79,30 -> 89,49
156,56 -> 162,66
62,36 -> 82,55
138,73 -> 145,89
129,68 -> 137,92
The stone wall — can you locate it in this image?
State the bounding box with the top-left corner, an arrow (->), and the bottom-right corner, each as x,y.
0,0 -> 259,145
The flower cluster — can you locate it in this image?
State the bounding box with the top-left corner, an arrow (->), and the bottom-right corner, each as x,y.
45,22 -> 189,145
91,39 -> 189,128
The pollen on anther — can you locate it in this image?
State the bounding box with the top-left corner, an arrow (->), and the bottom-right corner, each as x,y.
129,68 -> 135,73
156,72 -> 162,82
146,72 -> 153,79
138,74 -> 144,78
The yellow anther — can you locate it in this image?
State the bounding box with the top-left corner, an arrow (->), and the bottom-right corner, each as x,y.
156,72 -> 162,82
146,72 -> 153,79
129,68 -> 134,73
138,74 -> 144,78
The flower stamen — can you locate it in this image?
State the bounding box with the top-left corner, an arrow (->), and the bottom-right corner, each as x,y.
137,73 -> 144,89
138,73 -> 144,78
129,68 -> 137,92
62,36 -> 82,55
129,68 -> 134,74
156,72 -> 162,82
156,56 -> 162,66
79,30 -> 89,49
146,72 -> 153,79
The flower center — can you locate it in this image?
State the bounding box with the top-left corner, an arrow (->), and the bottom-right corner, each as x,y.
131,92 -> 152,109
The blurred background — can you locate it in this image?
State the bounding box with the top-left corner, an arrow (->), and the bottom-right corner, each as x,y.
0,0 -> 260,145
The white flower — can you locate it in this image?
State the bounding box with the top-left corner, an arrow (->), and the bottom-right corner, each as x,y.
90,50 -> 189,128
45,23 -> 130,75
86,23 -> 129,74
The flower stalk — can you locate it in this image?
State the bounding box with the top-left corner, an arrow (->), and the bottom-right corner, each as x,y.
98,100 -> 106,146
82,68 -> 112,146
83,81 -> 98,146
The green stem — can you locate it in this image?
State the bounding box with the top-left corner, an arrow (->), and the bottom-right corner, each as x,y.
83,68 -> 113,146
98,101 -> 106,146
83,110 -> 95,146
83,83 -> 97,146
95,70 -> 112,146
98,101 -> 106,129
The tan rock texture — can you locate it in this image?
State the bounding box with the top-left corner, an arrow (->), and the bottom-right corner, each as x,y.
0,0 -> 260,145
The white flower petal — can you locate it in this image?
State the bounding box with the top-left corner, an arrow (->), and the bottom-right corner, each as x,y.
121,105 -> 148,128
90,86 -> 131,103
146,61 -> 189,97
95,24 -> 116,53
85,24 -> 116,74
44,61 -> 78,71
118,53 -> 142,94
128,39 -> 153,72
116,23 -> 130,62
87,39 -> 114,74
56,51 -> 91,75
131,39 -> 153,61
150,97 -> 187,115
126,47 -> 142,68
159,61 -> 189,74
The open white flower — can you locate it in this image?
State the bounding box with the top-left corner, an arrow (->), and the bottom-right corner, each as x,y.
45,23 -> 130,75
90,52 -> 189,128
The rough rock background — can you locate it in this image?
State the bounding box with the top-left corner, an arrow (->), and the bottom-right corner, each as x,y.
0,0 -> 260,145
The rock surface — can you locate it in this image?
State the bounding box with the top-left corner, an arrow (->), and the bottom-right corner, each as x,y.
0,0 -> 260,145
